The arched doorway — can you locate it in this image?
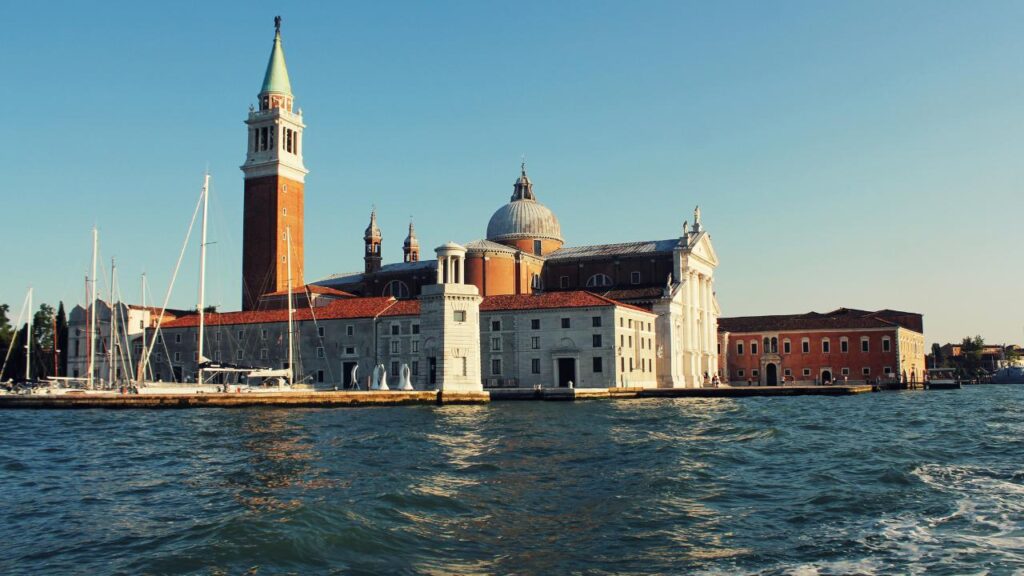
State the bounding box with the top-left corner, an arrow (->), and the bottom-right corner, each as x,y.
821,370 -> 833,384
766,363 -> 778,386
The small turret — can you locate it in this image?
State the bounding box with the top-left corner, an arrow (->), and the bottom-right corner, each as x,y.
403,220 -> 419,263
364,208 -> 382,274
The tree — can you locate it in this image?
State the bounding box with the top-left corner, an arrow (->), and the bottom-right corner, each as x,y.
0,303 -> 12,354
56,302 -> 68,377
32,303 -> 55,350
958,335 -> 985,377
930,343 -> 946,368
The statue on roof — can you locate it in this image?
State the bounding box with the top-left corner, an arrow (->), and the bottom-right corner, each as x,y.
274,15 -> 282,33
694,205 -> 701,225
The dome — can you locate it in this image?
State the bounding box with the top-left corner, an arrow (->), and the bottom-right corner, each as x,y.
486,200 -> 563,243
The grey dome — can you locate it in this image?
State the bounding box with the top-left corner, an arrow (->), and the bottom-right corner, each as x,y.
486,199 -> 563,243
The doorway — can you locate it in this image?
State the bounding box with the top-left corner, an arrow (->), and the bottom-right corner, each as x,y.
557,358 -> 576,388
766,363 -> 778,386
342,361 -> 357,389
429,357 -> 437,387
821,370 -> 833,384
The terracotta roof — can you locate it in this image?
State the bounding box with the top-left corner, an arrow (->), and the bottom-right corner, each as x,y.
379,299 -> 421,317
719,308 -> 923,334
161,297 -> 403,328
481,291 -> 653,315
263,284 -> 355,297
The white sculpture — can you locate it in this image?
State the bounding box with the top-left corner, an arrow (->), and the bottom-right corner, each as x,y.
378,364 -> 390,391
350,365 -> 359,390
370,365 -> 381,390
399,363 -> 414,390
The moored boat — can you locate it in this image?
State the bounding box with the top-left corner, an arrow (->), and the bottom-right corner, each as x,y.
926,368 -> 961,390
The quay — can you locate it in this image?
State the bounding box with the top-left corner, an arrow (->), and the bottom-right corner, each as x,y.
0,385 -> 875,409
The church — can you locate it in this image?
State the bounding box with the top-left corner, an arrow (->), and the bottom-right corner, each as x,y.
153,19 -> 721,391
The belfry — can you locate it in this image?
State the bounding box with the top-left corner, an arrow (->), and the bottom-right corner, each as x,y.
241,16 -> 308,310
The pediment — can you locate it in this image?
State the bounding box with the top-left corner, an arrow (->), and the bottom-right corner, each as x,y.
688,232 -> 719,267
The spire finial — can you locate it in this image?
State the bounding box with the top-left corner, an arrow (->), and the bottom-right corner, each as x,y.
274,15 -> 282,35
521,154 -> 527,175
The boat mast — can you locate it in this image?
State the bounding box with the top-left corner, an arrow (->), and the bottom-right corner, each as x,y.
88,227 -> 98,389
286,226 -> 294,386
109,258 -> 117,386
25,288 -> 32,382
137,273 -> 147,386
197,173 -> 209,386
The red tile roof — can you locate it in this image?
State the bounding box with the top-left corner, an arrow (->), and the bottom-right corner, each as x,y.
379,299 -> 421,317
262,285 -> 355,298
481,291 -> 653,314
719,308 -> 923,334
161,297 -> 404,328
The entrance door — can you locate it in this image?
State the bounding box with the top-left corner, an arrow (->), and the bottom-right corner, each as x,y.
821,370 -> 833,384
342,361 -> 357,389
766,363 -> 778,386
429,357 -> 437,387
557,358 -> 576,388
172,366 -> 183,383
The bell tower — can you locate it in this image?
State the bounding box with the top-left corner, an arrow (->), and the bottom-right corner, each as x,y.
241,16 -> 308,310
364,209 -> 382,274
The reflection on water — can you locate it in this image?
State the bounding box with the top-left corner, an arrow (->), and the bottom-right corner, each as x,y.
0,387 -> 1022,575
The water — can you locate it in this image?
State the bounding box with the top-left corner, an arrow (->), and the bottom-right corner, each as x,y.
1,387 -> 1022,575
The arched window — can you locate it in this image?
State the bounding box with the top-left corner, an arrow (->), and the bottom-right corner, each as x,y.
383,280 -> 411,299
531,274 -> 543,290
586,273 -> 613,288
771,337 -> 778,353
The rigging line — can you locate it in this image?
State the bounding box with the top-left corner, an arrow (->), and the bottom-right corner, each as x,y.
304,286 -> 336,383
141,180 -> 206,384
114,279 -> 135,382
0,291 -> 32,381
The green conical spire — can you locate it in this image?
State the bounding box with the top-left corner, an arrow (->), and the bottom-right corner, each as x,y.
260,18 -> 292,96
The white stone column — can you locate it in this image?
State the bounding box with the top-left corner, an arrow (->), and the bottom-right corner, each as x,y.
458,255 -> 465,285
436,260 -> 443,284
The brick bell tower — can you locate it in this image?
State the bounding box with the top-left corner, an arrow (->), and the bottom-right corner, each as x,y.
241,16 -> 308,310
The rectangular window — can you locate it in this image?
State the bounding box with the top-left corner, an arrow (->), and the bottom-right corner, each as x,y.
174,352 -> 181,362
316,326 -> 325,338
784,341 -> 791,354
491,358 -> 502,375
621,357 -> 625,372
391,325 -> 400,335
802,340 -> 810,353
863,367 -> 871,375
752,369 -> 759,377
238,329 -> 244,340
841,339 -> 848,353
822,340 -> 830,353
454,310 -> 466,322
628,335 -> 632,347
317,370 -> 324,383
861,338 -> 869,352
593,334 -> 602,347
628,319 -> 633,329
841,367 -> 850,376
412,340 -> 419,353
390,341 -> 400,354
784,368 -> 792,377
738,369 -> 744,377
531,358 -> 541,374
412,324 -> 420,335
261,329 -> 268,340
491,337 -> 502,352
491,320 -> 501,332
751,342 -> 758,355
883,366 -> 892,375
531,319 -> 540,330
317,347 -> 325,358
592,316 -> 602,327
216,332 -> 222,342
345,346 -> 355,355
531,336 -> 540,350
560,276 -> 569,289
737,342 -> 744,355
593,357 -> 603,372
260,349 -> 268,359
629,358 -> 633,371
346,325 -> 354,336
803,368 -> 811,377
237,350 -> 244,360
630,271 -> 641,285
534,240 -> 542,255
175,334 -> 181,343
561,318 -> 570,329
883,339 -> 891,352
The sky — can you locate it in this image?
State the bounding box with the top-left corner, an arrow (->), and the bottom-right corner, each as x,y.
3,1 -> 1022,345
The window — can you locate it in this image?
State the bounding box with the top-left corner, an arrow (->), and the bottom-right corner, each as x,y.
883,366 -> 892,375
628,319 -> 633,329
841,367 -> 850,376
737,342 -> 744,355
531,336 -> 540,350
803,368 -> 811,377
533,239 -> 542,255
454,310 -> 466,322
560,276 -> 569,289
531,319 -> 540,330
861,338 -> 869,352
783,339 -> 791,354
840,338 -> 849,353
175,334 -> 181,343
593,357 -> 603,372
629,358 -> 633,371
751,341 -> 758,355
752,369 -> 759,377
561,318 -> 570,329
491,320 -> 501,332
822,339 -> 830,353
260,349 -> 268,359
345,346 -> 355,355
237,350 -> 244,360
261,329 -> 268,340
531,358 -> 541,374
391,325 -> 400,335
174,352 -> 181,362
491,358 -> 502,375
630,271 -> 641,285
216,332 -> 222,342
390,341 -> 399,354
771,337 -> 778,353
412,324 -> 420,335
346,325 -> 354,336
738,369 -> 745,377
317,347 -> 325,358
592,316 -> 602,327
862,367 -> 871,375
239,330 -> 247,340
586,273 -> 613,288
490,337 -> 502,352
784,368 -> 792,377
383,280 -> 411,299
593,334 -> 602,348
412,340 -> 419,353
802,338 -> 810,353
882,337 -> 891,352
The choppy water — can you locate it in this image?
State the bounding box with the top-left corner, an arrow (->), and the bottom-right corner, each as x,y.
1,386 -> 1022,575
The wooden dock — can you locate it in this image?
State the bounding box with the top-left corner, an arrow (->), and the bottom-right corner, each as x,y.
0,384 -> 875,410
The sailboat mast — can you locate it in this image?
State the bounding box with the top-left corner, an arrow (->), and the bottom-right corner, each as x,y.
25,288 -> 32,382
286,226 -> 294,386
109,258 -> 117,386
88,227 -> 98,389
138,273 -> 147,386
197,173 -> 209,386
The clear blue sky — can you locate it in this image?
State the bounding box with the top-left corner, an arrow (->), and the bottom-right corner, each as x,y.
3,1 -> 1022,345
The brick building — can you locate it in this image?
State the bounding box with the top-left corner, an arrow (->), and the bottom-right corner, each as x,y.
718,308 -> 926,385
